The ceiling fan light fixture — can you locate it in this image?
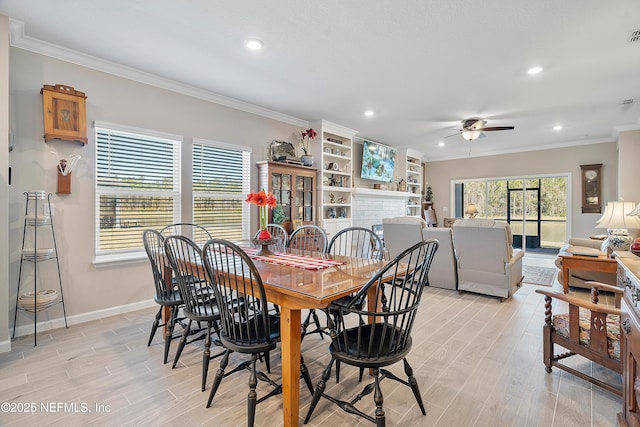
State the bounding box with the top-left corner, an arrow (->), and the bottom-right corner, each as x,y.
461,130 -> 482,141
527,66 -> 543,75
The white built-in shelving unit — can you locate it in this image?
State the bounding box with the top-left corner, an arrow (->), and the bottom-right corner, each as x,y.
311,120 -> 358,237
405,149 -> 423,216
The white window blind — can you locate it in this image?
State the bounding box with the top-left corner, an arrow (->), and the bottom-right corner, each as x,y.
192,139 -> 251,240
95,123 -> 181,257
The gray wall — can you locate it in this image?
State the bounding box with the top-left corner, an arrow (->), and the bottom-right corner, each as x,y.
424,142 -> 618,239
7,48 -> 303,336
618,129 -> 640,203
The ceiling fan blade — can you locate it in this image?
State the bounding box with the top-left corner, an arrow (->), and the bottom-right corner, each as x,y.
478,126 -> 515,132
463,119 -> 487,130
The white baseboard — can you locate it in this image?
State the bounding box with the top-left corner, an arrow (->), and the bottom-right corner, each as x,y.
0,336 -> 11,353
12,299 -> 156,339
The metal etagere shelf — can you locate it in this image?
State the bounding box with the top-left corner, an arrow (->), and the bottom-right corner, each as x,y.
13,191 -> 68,345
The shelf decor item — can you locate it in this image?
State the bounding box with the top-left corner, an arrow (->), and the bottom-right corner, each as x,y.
246,189 -> 277,254
299,128 -> 317,166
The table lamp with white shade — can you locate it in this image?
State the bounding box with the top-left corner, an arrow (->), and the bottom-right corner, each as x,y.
595,201 -> 640,255
465,204 -> 478,218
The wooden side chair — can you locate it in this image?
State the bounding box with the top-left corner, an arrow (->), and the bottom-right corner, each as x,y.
535,281 -> 623,395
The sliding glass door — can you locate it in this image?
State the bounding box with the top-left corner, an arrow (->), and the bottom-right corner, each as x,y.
454,175 -> 567,252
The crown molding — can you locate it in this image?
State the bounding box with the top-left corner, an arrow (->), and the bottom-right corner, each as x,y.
7,19 -> 309,128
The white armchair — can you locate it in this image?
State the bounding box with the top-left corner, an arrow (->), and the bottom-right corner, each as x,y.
382,216 -> 457,290
452,218 -> 524,300
382,216 -> 426,260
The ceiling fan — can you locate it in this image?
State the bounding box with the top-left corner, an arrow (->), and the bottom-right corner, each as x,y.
446,118 -> 515,141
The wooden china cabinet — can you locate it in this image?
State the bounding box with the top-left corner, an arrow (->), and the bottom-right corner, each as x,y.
618,252 -> 640,426
256,161 -> 316,232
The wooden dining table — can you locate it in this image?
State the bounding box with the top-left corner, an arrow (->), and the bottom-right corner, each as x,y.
163,242 -> 389,427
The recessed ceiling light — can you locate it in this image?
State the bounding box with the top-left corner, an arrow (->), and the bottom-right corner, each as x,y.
364,110 -> 375,117
438,141 -> 445,147
527,66 -> 543,75
553,125 -> 563,131
245,38 -> 264,51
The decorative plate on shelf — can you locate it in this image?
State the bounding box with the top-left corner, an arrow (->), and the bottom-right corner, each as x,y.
269,140 -> 296,161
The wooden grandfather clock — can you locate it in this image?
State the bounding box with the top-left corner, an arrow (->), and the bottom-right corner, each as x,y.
41,84 -> 88,145
580,163 -> 602,214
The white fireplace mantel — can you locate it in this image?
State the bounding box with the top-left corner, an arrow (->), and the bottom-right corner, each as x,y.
352,188 -> 413,198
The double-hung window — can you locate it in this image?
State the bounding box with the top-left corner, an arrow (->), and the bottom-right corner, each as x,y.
192,138 -> 251,240
95,121 -> 181,260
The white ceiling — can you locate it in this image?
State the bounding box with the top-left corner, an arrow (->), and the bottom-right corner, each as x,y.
2,0 -> 640,161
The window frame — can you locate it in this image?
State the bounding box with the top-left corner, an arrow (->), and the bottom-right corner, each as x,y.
94,121 -> 182,263
192,138 -> 252,241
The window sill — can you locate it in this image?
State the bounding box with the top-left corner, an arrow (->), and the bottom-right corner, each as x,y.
93,252 -> 148,268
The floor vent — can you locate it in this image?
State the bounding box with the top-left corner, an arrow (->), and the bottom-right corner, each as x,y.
622,99 -> 635,105
627,29 -> 640,44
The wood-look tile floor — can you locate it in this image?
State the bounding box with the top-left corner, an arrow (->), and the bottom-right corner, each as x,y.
0,254 -> 622,426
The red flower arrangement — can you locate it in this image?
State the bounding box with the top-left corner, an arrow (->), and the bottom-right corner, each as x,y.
299,128 -> 317,156
246,189 -> 277,240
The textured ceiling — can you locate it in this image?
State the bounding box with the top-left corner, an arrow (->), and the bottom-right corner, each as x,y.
2,0 -> 640,160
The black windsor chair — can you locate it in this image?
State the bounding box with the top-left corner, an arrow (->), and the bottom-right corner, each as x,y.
163,235 -> 225,392
142,229 -> 185,364
201,239 -> 314,426
286,224 -> 329,340
325,226 -> 384,382
304,239 -> 439,427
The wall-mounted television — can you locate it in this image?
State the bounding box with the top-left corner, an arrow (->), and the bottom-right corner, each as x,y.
360,140 -> 396,183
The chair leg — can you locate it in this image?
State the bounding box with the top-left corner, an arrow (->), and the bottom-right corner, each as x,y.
202,321 -> 212,391
336,360 -> 341,383
163,306 -> 176,364
304,359 -> 334,424
311,309 -> 324,339
404,358 -> 426,415
206,349 -> 230,407
300,355 -> 314,395
373,368 -> 385,427
543,324 -> 553,373
248,354 -> 258,427
172,319 -> 192,369
148,307 -> 162,346
264,350 -> 271,373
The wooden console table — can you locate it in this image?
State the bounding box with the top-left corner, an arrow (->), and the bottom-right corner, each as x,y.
559,252 -> 617,294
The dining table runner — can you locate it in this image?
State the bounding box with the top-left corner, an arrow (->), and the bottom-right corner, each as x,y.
240,246 -> 345,271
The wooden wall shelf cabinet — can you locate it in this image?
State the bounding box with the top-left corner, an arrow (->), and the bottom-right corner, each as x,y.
256,161 -> 317,231
41,84 -> 88,145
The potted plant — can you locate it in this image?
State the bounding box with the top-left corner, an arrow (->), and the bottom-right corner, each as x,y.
272,204 -> 285,225
425,186 -> 433,205
299,128 -> 317,166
